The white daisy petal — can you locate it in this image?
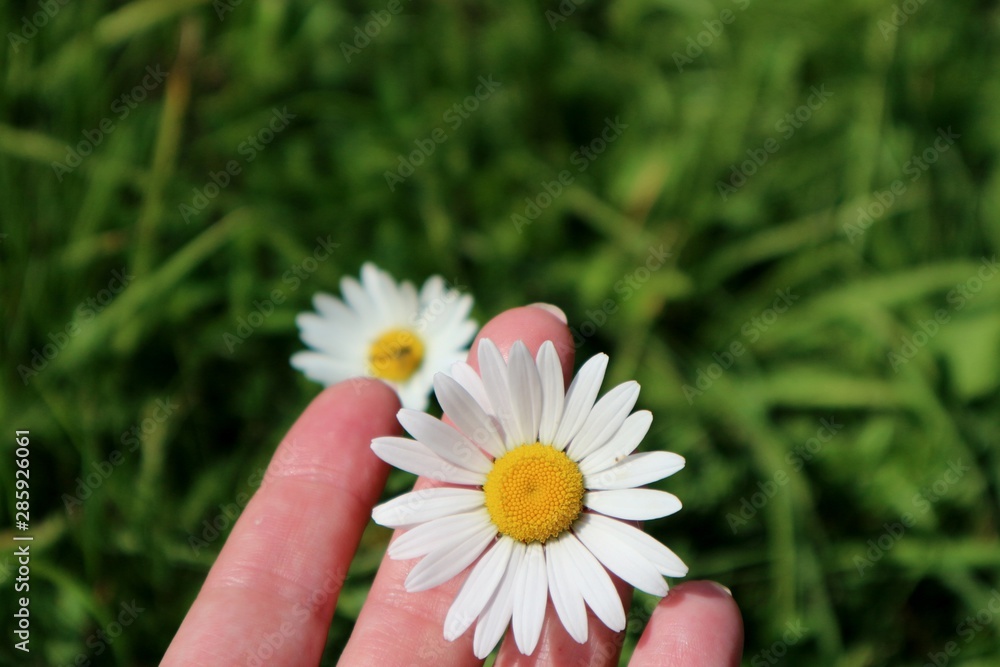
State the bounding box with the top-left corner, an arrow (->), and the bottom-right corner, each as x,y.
448,295 -> 476,333
578,411 -> 653,475
380,266 -> 411,317
289,351 -> 361,385
444,537 -> 515,641
445,318 -> 479,351
361,262 -> 397,324
395,382 -> 430,413
478,339 -> 522,448
339,275 -> 375,321
432,322 -> 476,358
371,437 -> 486,486
573,513 -> 669,596
536,341 -> 565,446
397,409 -> 493,474
507,341 -> 542,446
405,521 -> 498,592
373,488 -> 485,529
512,541 -> 548,655
434,373 -> 506,459
295,313 -> 359,354
566,381 -> 640,461
583,489 -> 682,521
552,353 -> 608,450
312,292 -> 354,321
560,532 -> 626,632
389,508 -> 493,560
398,279 -> 420,314
300,305 -> 359,345
428,293 -> 475,337
450,361 -> 494,413
419,274 -> 446,307
473,541 -> 525,659
579,512 -> 688,579
544,535 -> 589,642
584,451 -> 686,490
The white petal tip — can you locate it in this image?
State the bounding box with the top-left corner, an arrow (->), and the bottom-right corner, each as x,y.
516,638 -> 539,656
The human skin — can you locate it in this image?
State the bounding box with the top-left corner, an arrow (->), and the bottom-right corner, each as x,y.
162,305 -> 743,666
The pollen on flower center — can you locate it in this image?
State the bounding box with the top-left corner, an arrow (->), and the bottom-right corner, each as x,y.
368,328 -> 425,382
483,443 -> 585,543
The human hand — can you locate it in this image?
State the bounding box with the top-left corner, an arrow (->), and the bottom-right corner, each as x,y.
162,305 -> 743,666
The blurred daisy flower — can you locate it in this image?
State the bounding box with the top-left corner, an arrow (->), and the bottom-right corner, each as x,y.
291,262 -> 476,411
370,339 -> 688,658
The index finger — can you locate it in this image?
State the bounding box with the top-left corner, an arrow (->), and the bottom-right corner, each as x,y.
162,379 -> 401,667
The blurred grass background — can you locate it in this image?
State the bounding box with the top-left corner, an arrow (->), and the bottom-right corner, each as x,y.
2,0 -> 1000,664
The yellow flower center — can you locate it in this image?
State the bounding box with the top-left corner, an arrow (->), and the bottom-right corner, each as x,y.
483,443 -> 585,543
368,328 -> 425,382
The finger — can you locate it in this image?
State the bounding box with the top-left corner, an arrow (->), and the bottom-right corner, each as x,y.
162,379 -> 400,667
339,305 -> 575,666
628,581 -> 743,666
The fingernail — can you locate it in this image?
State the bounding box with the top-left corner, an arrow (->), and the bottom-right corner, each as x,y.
529,303 -> 567,324
708,581 -> 733,597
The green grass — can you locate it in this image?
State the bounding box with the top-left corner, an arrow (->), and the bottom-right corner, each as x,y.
2,0 -> 999,664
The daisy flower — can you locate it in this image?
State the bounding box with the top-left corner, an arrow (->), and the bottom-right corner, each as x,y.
371,338 -> 688,658
291,262 -> 476,411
